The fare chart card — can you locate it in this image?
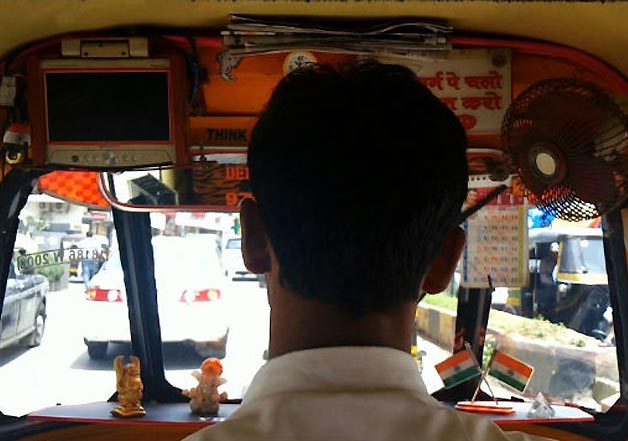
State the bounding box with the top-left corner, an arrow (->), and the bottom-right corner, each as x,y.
461,187 -> 528,288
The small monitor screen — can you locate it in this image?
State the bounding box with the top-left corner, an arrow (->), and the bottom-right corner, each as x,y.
45,71 -> 170,142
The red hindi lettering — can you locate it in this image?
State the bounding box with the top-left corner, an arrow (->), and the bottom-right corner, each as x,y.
461,96 -> 482,110
440,97 -> 458,110
446,72 -> 461,90
463,71 -> 503,90
418,71 -> 444,91
463,76 -> 480,89
457,114 -> 477,130
461,92 -> 502,110
485,71 -> 503,89
481,92 -> 501,110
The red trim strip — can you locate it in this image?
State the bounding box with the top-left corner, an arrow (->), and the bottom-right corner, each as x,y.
163,35 -> 223,49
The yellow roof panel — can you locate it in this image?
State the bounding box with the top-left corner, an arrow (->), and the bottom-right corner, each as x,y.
0,2 -> 627,75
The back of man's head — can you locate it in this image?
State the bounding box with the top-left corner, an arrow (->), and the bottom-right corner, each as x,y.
248,61 -> 468,316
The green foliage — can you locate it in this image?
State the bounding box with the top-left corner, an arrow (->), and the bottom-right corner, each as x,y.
488,310 -> 599,348
420,293 -> 599,349
570,338 -> 586,347
26,216 -> 49,232
422,293 -> 458,310
482,334 -> 495,368
36,264 -> 64,282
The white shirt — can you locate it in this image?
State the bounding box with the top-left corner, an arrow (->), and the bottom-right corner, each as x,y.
183,346 -> 556,441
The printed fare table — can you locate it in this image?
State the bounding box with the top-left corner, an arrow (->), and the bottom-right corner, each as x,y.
462,186 -> 528,289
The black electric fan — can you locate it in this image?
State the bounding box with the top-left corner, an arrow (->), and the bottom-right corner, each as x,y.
502,78 -> 628,221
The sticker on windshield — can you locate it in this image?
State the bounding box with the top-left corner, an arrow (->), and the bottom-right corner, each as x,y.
15,248 -> 108,272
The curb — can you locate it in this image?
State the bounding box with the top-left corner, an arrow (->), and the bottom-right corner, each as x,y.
416,303 -> 619,404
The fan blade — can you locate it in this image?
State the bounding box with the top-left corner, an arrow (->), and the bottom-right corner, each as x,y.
565,155 -> 616,203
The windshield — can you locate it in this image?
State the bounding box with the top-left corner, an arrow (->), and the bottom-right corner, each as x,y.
152,235 -> 223,280
226,238 -> 241,250
0,195 -> 122,416
483,224 -> 617,412
0,23 -> 626,441
560,237 -> 607,274
0,194 -> 463,412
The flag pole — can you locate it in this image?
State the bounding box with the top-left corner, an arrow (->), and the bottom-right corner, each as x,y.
465,273 -> 501,405
483,367 -> 500,405
470,348 -> 499,404
470,371 -> 484,403
464,342 -> 484,402
478,275 -> 500,404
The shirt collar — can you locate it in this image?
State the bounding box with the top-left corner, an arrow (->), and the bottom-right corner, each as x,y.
242,346 -> 429,404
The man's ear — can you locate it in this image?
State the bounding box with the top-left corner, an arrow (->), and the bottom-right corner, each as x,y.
240,198 -> 271,274
422,227 -> 465,294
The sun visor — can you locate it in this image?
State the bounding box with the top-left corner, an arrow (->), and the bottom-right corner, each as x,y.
37,171 -> 109,209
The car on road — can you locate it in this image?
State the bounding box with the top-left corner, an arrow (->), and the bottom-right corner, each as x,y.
222,236 -> 258,282
0,274 -> 49,350
82,234 -> 229,359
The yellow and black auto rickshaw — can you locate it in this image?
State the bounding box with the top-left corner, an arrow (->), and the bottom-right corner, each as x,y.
521,227 -> 611,341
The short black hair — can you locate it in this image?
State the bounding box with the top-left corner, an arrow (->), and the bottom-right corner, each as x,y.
248,61 -> 467,316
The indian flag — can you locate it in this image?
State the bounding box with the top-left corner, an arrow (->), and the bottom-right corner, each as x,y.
435,348 -> 481,389
488,350 -> 534,392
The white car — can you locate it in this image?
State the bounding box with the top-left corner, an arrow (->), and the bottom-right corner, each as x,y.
82,235 -> 229,359
222,236 -> 257,281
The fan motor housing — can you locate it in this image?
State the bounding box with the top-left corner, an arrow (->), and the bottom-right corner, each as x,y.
528,143 -> 567,185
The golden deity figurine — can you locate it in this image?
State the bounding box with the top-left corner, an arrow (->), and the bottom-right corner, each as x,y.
182,358 -> 228,416
111,355 -> 146,418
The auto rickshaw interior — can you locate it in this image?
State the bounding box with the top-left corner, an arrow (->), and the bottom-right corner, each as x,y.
1,10 -> 628,441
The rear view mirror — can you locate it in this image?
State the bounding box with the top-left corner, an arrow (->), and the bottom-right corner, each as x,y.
99,151 -> 253,212
100,148 -> 514,212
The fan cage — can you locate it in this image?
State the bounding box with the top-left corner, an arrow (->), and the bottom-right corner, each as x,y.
502,78 -> 628,221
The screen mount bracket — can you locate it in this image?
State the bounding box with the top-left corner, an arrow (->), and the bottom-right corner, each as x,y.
61,37 -> 149,58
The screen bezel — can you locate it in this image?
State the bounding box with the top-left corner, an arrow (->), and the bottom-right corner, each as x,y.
27,56 -> 186,169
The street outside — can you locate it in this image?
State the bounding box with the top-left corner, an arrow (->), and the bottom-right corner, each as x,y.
0,280 -> 452,417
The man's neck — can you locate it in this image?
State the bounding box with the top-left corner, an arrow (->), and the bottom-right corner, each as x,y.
266,285 -> 416,359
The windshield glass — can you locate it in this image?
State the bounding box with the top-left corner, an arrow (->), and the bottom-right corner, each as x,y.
160,213 -> 462,399
562,237 -> 607,274
0,192 -> 123,416
226,238 -> 241,250
156,213 -> 267,398
484,224 -> 617,412
1,195 -> 618,415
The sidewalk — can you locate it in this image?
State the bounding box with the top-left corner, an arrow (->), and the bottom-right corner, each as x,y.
417,334 -> 449,394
